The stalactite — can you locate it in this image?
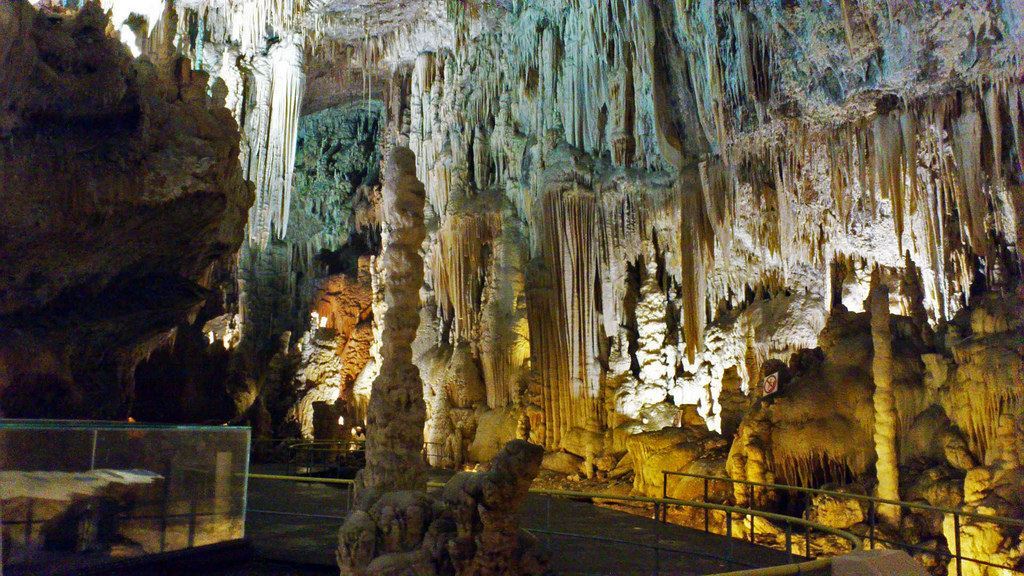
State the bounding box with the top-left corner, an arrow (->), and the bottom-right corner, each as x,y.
398,0 -> 1024,451
431,213 -> 501,344
249,39 -> 305,246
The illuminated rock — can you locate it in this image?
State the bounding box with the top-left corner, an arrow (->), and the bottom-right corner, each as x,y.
359,146 -> 428,494
337,440 -> 546,576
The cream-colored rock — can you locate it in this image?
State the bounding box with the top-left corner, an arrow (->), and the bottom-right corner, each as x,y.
804,487 -> 867,530
627,427 -> 730,500
541,452 -> 585,476
467,407 -> 519,463
870,271 -> 901,525
338,440 -> 546,576
360,147 -> 428,494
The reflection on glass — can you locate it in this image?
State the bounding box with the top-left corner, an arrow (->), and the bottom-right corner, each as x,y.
0,420 -> 250,573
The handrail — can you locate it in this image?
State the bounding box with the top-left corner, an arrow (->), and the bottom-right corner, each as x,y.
662,470 -> 1024,576
248,473 -> 355,485
662,470 -> 1024,527
523,487 -> 861,547
710,560 -> 831,576
247,472 -> 860,575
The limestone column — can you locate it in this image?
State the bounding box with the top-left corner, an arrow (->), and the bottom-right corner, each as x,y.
869,268 -> 901,525
359,147 -> 428,493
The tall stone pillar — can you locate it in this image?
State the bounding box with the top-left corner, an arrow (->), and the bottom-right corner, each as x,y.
359,146 -> 427,494
869,268 -> 901,525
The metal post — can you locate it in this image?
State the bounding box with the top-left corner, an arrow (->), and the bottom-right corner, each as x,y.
661,472 -> 668,523
805,524 -> 811,559
653,545 -> 660,576
187,480 -> 198,548
24,499 -> 33,547
748,483 -> 755,543
726,510 -> 733,560
703,478 -> 709,533
90,430 -> 98,470
953,513 -> 962,576
785,523 -> 793,563
868,500 -> 876,549
159,462 -> 171,553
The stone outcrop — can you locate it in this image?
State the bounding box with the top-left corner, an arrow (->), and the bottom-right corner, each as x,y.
628,426 -> 730,501
337,440 -> 547,576
0,2 -> 251,418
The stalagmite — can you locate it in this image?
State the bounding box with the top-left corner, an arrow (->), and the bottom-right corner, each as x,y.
359,147 -> 428,494
870,269 -> 901,525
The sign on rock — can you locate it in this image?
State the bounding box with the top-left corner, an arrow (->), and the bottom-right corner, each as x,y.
763,372 -> 779,396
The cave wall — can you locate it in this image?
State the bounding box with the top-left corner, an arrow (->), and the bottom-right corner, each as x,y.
0,2 -> 251,418
396,0 -> 1024,464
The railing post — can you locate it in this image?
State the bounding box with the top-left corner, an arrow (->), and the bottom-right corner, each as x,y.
90,430 -> 98,470
187,478 -> 198,548
748,484 -> 755,543
159,461 -> 172,553
953,512 -> 962,576
654,544 -> 660,576
726,510 -> 733,560
805,524 -> 811,559
785,522 -> 793,563
867,499 -> 875,549
703,478 -> 709,533
661,472 -> 668,523
24,498 -> 33,547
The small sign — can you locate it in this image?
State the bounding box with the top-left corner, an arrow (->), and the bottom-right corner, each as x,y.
763,372 -> 779,396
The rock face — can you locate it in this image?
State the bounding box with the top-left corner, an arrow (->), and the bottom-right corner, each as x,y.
725,307 -> 928,502
628,426 -> 730,501
337,439 -> 547,576
359,146 -> 429,494
0,2 -> 251,418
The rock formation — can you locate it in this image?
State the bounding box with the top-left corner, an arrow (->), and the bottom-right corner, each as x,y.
0,1 -> 250,418
869,268 -> 901,525
337,439 -> 547,576
4,1 -> 1024,572
359,146 -> 428,494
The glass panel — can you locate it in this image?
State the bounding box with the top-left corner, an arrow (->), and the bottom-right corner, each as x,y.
0,420 -> 249,573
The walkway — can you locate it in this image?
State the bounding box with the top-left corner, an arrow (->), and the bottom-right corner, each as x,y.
245,468 -> 800,576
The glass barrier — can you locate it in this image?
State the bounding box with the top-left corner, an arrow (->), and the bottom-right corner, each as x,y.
0,420 -> 250,574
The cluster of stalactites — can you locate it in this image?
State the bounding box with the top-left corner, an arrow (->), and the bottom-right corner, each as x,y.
430,212 -> 502,345
95,0 -> 310,249
407,0 -> 1024,442
749,85 -> 1024,323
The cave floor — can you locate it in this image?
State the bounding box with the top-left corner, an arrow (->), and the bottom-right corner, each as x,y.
244,466 -> 800,575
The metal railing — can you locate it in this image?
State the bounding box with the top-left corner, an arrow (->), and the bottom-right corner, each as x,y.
249,438 -> 365,474
247,473 -> 859,575
661,470 -> 1024,576
251,439 -> 450,473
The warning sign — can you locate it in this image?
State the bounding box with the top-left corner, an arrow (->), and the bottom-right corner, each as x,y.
763,372 -> 780,396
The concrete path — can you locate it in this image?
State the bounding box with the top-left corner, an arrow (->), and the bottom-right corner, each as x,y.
245,470 -> 799,576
